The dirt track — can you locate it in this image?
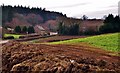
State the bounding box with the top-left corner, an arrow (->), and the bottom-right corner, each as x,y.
2,41 -> 120,73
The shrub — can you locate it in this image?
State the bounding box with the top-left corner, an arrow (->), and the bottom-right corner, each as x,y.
19,36 -> 26,39
84,29 -> 100,35
4,36 -> 14,39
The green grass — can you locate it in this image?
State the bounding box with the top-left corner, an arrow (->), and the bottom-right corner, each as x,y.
49,33 -> 119,52
4,34 -> 23,39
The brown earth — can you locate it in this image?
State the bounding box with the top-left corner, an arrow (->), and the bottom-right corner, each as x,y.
16,35 -> 86,42
2,41 -> 120,73
31,36 -> 87,43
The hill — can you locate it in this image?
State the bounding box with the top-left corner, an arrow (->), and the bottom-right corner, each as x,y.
1,5 -> 66,33
1,5 -> 103,35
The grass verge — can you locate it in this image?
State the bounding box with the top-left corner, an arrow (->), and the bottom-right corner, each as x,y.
4,34 -> 23,39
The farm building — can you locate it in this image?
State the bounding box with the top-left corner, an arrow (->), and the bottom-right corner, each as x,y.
34,25 -> 47,36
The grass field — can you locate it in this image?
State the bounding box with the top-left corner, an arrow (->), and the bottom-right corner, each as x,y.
4,34 -> 23,39
49,33 -> 119,52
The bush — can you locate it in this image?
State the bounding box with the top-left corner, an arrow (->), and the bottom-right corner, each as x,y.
84,29 -> 100,35
4,36 -> 14,39
19,36 -> 26,39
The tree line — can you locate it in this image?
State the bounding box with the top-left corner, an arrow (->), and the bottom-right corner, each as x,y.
14,26 -> 35,34
58,22 -> 79,35
1,5 -> 66,25
99,14 -> 120,33
58,14 -> 120,35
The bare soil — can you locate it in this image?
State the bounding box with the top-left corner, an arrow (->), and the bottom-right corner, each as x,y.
31,36 -> 86,43
2,41 -> 120,73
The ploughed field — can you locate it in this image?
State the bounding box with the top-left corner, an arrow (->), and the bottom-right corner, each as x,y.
28,35 -> 86,43
2,40 -> 120,73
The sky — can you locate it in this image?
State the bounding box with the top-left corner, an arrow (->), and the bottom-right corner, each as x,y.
0,0 -> 120,19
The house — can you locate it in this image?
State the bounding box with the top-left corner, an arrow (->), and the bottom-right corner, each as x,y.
34,25 -> 47,36
7,27 -> 14,33
50,32 -> 58,36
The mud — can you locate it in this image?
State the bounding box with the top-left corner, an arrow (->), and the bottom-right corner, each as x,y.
2,41 -> 120,73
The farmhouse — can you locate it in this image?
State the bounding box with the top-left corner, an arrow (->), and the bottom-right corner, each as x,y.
34,25 -> 47,36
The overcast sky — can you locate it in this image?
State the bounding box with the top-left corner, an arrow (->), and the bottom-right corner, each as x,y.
0,0 -> 120,18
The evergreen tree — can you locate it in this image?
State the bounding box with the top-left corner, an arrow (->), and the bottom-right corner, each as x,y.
58,22 -> 63,35
73,23 -> 79,35
14,26 -> 21,33
69,24 -> 79,35
104,14 -> 114,23
113,16 -> 120,32
99,14 -> 120,33
28,26 -> 35,34
22,26 -> 27,33
58,22 -> 79,35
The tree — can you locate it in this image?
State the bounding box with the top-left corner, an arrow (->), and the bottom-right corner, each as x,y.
82,15 -> 88,20
99,14 -> 120,33
48,24 -> 52,31
22,26 -> 27,33
58,22 -> 80,35
102,15 -> 107,20
28,26 -> 35,34
69,23 -> 79,35
14,26 -> 21,33
8,9 -> 13,22
104,14 -> 114,23
113,15 -> 120,32
58,22 -> 63,35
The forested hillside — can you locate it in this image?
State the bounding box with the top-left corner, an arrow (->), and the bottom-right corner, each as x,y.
1,5 -> 66,28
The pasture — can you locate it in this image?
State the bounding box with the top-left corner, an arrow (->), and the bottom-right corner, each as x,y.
49,33 -> 119,52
